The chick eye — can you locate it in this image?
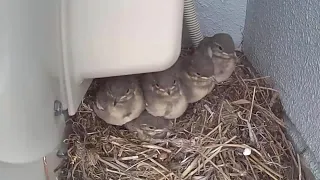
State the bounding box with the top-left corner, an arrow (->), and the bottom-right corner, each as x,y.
196,72 -> 201,76
96,101 -> 104,110
218,46 -> 223,51
126,89 -> 130,94
173,80 -> 176,85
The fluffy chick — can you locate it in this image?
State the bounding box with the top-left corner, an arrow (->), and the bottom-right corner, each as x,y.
94,75 -> 145,126
179,44 -> 216,103
199,33 -> 237,83
141,64 -> 188,119
124,111 -> 171,140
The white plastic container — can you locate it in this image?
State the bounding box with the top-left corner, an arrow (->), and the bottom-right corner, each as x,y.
62,0 -> 184,115
0,0 -> 66,164
0,0 -> 183,164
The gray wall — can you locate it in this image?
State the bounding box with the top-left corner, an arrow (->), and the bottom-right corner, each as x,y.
195,0 -> 247,47
244,0 -> 320,177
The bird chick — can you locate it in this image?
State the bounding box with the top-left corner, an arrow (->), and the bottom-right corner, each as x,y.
124,111 -> 171,140
141,64 -> 188,119
179,44 -> 216,103
93,75 -> 145,126
199,33 -> 237,83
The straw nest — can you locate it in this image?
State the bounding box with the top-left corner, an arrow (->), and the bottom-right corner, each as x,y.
56,50 -> 305,180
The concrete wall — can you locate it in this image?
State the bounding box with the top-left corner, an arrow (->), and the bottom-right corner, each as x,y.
182,0 -> 247,48
243,0 -> 320,178
195,0 -> 247,47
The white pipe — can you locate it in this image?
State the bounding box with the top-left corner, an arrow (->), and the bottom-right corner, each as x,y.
184,0 -> 204,47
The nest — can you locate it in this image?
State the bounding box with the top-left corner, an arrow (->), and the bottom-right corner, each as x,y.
56,51 -> 305,180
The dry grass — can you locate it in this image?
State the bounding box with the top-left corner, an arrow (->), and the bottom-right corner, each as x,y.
55,50 -> 304,180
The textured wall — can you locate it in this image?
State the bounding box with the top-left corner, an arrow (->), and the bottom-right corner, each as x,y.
244,0 -> 320,165
195,0 -> 247,47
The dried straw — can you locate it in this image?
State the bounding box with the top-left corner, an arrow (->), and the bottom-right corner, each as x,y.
56,50 -> 305,180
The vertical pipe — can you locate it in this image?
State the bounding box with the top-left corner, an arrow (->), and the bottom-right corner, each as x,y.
184,0 -> 204,48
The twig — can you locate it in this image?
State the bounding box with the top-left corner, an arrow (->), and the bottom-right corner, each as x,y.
141,144 -> 172,153
248,86 -> 256,122
297,154 -> 302,180
250,155 -> 283,179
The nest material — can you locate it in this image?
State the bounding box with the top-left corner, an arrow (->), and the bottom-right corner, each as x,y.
56,51 -> 305,180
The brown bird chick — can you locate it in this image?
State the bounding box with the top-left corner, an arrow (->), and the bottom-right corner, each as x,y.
93,75 -> 145,126
141,64 -> 188,119
124,111 -> 171,141
199,33 -> 237,83
179,44 -> 216,103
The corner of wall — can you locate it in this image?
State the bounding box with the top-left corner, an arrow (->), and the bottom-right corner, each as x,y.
282,113 -> 320,179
